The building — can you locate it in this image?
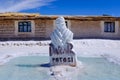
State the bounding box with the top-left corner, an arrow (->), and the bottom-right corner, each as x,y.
0,12 -> 120,40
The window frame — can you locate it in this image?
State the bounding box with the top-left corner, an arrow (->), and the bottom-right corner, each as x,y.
65,21 -> 68,28
15,20 -> 35,36
18,21 -> 32,32
104,22 -> 115,33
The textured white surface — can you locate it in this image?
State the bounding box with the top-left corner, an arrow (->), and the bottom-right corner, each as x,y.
49,16 -> 77,66
0,39 -> 120,65
50,16 -> 73,49
0,39 -> 120,80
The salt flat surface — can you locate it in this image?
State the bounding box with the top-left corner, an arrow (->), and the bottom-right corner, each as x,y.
0,56 -> 120,80
0,39 -> 120,80
0,39 -> 120,65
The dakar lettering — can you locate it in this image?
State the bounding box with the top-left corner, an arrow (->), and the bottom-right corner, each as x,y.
49,43 -> 74,56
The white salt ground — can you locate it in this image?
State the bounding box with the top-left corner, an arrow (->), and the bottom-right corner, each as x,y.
0,39 -> 120,65
0,39 -> 120,80
48,61 -> 83,80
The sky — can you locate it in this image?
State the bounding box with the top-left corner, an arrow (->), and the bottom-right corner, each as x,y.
0,0 -> 120,16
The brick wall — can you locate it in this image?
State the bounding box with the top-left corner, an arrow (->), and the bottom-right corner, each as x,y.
70,20 -> 101,38
0,19 -> 120,40
34,20 -> 46,38
0,20 -> 15,38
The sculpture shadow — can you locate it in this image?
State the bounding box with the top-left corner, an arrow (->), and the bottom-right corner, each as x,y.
15,63 -> 50,68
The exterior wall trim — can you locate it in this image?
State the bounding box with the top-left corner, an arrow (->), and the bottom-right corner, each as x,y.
14,20 -> 35,37
101,21 -> 119,36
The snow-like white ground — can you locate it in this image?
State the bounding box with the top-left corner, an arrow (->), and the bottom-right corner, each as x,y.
0,39 -> 120,65
0,39 -> 120,80
74,39 -> 120,65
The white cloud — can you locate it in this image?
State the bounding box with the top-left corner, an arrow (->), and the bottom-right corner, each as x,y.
0,0 -> 55,12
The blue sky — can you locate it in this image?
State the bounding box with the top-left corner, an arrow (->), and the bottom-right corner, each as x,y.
0,0 -> 120,16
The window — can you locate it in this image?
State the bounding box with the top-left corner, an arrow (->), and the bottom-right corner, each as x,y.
104,22 -> 115,32
65,21 -> 68,28
18,21 -> 31,32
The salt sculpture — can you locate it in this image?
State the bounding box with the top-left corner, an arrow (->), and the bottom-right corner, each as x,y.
49,16 -> 77,67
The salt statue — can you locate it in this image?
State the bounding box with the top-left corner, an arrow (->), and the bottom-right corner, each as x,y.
49,16 -> 77,67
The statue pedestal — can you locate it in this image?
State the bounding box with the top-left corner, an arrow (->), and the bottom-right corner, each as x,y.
49,43 -> 77,67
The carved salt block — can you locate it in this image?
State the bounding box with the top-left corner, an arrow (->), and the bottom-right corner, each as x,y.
49,16 -> 77,67
49,43 -> 77,67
